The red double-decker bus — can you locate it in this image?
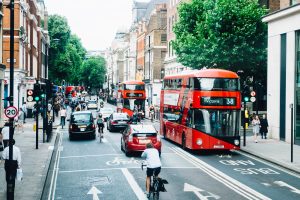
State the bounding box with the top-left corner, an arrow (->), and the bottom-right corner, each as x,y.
160,69 -> 241,150
117,81 -> 146,116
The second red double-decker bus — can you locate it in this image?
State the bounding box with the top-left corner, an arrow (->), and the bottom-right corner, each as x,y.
160,69 -> 241,150
117,81 -> 146,116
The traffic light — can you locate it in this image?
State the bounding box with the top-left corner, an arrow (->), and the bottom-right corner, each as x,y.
33,83 -> 41,101
245,109 -> 249,129
242,85 -> 250,102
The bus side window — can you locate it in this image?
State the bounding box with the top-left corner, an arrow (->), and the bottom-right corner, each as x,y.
186,109 -> 193,127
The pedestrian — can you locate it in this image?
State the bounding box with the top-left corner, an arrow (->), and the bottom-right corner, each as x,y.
252,115 -> 260,143
21,102 -> 27,123
2,139 -> 22,198
260,114 -> 269,139
17,108 -> 25,133
59,107 -> 67,129
2,123 -> 10,148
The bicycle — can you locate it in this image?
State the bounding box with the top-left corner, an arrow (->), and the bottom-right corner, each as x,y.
141,162 -> 160,200
150,111 -> 154,122
98,126 -> 103,143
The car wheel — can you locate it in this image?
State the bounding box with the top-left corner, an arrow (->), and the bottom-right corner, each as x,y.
92,133 -> 96,140
159,151 -> 161,157
69,134 -> 73,141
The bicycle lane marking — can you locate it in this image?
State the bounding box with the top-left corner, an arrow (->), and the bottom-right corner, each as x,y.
170,147 -> 271,200
121,168 -> 148,200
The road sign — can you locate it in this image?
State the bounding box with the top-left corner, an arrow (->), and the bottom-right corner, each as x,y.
27,89 -> 33,96
5,106 -> 18,118
250,97 -> 256,102
251,91 -> 256,97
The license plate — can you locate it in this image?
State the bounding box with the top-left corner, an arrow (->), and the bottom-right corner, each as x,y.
139,139 -> 150,144
119,121 -> 126,124
213,145 -> 224,149
80,128 -> 85,131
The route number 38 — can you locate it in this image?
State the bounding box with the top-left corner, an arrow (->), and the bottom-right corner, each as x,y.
5,106 -> 18,119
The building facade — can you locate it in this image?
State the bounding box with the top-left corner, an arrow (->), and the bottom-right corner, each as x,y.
263,0 -> 300,144
2,0 -> 49,117
144,3 -> 167,106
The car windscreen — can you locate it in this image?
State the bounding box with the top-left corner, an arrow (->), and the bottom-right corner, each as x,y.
71,114 -> 92,123
132,132 -> 157,137
113,114 -> 130,120
88,101 -> 97,104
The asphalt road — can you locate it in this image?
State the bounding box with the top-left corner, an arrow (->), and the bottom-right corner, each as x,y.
43,102 -> 300,200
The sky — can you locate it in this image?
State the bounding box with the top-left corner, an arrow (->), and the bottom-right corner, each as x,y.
45,0 -> 150,51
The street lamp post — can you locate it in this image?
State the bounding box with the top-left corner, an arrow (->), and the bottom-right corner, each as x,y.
7,1 -> 16,199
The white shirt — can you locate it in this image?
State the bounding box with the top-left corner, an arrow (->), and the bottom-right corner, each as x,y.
141,148 -> 161,168
2,126 -> 10,140
2,145 -> 22,167
60,109 -> 67,117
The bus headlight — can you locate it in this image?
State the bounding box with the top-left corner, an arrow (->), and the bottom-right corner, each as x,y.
234,139 -> 240,146
196,138 -> 203,146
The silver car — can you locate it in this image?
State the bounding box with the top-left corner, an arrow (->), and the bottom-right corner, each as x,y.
99,107 -> 115,122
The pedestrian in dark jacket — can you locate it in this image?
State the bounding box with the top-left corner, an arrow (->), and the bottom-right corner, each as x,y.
260,114 -> 269,139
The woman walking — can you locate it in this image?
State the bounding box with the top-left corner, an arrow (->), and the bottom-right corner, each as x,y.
252,115 -> 260,143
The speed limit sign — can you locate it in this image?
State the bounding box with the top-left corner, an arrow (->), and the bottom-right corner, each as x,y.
4,106 -> 18,119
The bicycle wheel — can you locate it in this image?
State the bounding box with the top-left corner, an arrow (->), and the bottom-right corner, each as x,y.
153,192 -> 159,200
99,128 -> 102,143
153,179 -> 160,200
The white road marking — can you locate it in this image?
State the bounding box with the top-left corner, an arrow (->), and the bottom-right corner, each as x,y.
87,186 -> 102,200
59,166 -> 197,173
184,183 -> 220,200
48,127 -> 63,200
102,138 -> 108,143
171,147 -> 271,200
60,153 -> 122,159
274,181 -> 300,194
121,168 -> 147,200
48,146 -> 54,150
236,151 -> 300,179
261,183 -> 271,187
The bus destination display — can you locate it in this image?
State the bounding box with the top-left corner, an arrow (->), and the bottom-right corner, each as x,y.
126,93 -> 144,98
201,97 -> 236,106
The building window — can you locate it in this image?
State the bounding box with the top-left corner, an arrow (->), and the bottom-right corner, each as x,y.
169,17 -> 171,33
168,42 -> 171,57
280,33 -> 287,141
161,34 -> 167,42
290,0 -> 298,6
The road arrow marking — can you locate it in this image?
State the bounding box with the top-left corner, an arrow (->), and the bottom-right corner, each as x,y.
87,186 -> 102,200
184,183 -> 220,200
274,181 -> 300,194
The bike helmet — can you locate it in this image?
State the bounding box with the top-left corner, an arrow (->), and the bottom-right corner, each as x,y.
99,113 -> 102,118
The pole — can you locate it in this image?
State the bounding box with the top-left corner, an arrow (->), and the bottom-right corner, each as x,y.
52,96 -> 55,122
36,102 -> 39,149
243,101 -> 246,146
290,103 -> 294,163
7,1 -> 16,199
43,97 -> 46,143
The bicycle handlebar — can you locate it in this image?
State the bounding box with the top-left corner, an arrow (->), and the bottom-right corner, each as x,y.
141,163 -> 147,171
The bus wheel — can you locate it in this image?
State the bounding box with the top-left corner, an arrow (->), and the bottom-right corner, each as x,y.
182,134 -> 186,150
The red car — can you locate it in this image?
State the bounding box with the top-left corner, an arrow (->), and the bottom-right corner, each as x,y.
121,124 -> 161,156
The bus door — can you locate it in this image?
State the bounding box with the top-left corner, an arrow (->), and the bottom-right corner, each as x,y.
192,109 -> 211,149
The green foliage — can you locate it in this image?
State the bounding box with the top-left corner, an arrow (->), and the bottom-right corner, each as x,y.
173,0 -> 268,81
80,57 -> 107,90
48,15 -> 86,85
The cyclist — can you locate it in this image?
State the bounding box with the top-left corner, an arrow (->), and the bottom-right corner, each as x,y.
141,142 -> 162,197
97,113 -> 104,137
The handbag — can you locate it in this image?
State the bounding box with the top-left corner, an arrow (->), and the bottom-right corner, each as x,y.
16,168 -> 23,181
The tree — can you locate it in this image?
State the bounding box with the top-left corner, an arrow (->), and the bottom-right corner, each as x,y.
80,57 -> 107,91
172,0 -> 268,82
48,15 -> 86,84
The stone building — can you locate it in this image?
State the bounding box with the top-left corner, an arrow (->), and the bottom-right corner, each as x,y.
263,0 -> 300,144
144,3 -> 167,106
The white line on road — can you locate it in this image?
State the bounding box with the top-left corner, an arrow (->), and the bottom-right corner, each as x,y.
60,153 -> 122,159
121,168 -> 148,200
171,147 -> 271,200
236,150 -> 300,179
59,166 -> 197,173
48,127 -> 63,200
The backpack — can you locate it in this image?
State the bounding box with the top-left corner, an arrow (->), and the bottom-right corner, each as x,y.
97,118 -> 103,125
157,178 -> 168,192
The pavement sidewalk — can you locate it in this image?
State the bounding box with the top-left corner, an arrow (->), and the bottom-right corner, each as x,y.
240,136 -> 300,174
0,117 -> 57,200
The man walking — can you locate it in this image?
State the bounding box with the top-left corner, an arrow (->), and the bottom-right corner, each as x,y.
21,102 -> 27,123
2,123 -> 10,148
2,139 -> 22,199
